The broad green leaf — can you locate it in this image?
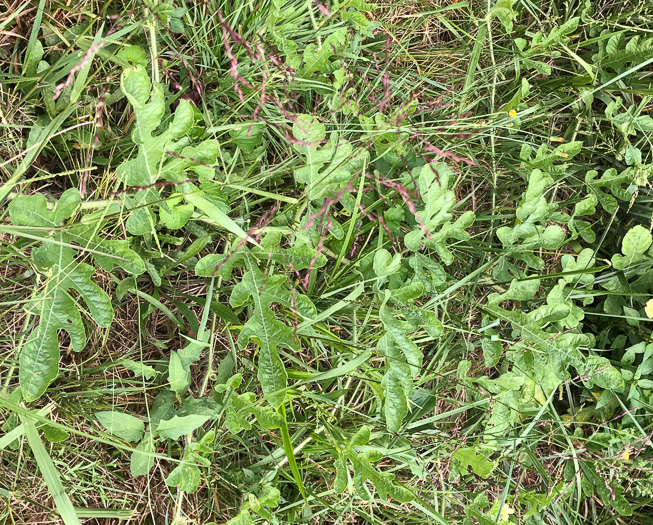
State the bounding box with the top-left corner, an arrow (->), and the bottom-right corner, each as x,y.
408,253 -> 446,292
612,225 -> 652,270
377,289 -> 425,432
488,278 -> 539,304
495,169 -> 564,274
117,67 -> 254,242
166,462 -> 202,492
293,114 -> 367,202
373,249 -> 402,279
301,28 -> 348,76
453,447 -> 496,478
227,512 -> 255,525
197,236 -> 323,408
43,425 -> 69,443
156,414 -> 211,440
404,163 -> 475,264
96,411 -> 144,443
168,351 -> 189,395
230,122 -> 264,153
335,425 -> 413,502
185,192 -> 255,243
130,432 -> 155,476
220,247 -> 320,407
585,168 -> 633,214
9,189 -> 117,401
378,334 -> 412,432
231,268 -> 295,408
159,200 -> 194,230
169,329 -> 210,395
584,356 -> 624,390
116,45 -> 148,67
121,359 -> 157,380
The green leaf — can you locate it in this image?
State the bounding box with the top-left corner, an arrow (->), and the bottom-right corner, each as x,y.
612,225 -> 652,270
229,256 -> 317,407
293,114 -> 367,202
156,414 -> 211,440
230,122 -> 264,153
227,511 -> 255,525
611,483 -> 633,516
495,169 -> 564,273
116,45 -> 148,67
196,232 -> 326,278
377,290 -> 425,432
232,269 -> 293,408
130,432 -> 155,476
96,411 -> 144,443
168,351 -> 189,395
43,425 -> 69,443
488,278 -> 539,304
453,447 -> 496,478
121,359 -> 157,380
584,356 -> 624,390
378,334 -> 412,432
159,200 -> 194,230
301,28 -> 348,76
166,462 -> 201,492
117,66 -> 255,243
585,168 -> 633,214
336,425 -> 414,502
217,378 -> 283,434
404,163 -> 475,264
20,415 -> 82,525
9,189 -> 115,401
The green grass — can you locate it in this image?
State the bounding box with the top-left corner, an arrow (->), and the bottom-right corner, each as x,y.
0,0 -> 652,524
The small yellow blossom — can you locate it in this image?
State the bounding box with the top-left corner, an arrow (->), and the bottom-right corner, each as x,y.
645,298 -> 653,319
550,136 -> 565,142
499,504 -> 515,522
508,109 -> 517,118
622,449 -> 631,461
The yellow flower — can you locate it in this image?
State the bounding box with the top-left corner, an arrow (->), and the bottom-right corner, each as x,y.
622,449 -> 630,461
508,109 -> 517,118
645,298 -> 653,319
499,504 -> 515,522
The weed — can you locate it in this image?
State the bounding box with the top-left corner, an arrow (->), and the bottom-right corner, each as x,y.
0,0 -> 652,524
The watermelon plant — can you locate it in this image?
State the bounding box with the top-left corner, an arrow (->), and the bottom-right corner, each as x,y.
1,0 -> 652,524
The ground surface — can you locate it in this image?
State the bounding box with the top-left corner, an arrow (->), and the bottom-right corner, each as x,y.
0,0 -> 653,524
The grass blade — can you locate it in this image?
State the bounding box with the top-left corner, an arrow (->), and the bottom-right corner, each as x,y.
19,414 -> 82,525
